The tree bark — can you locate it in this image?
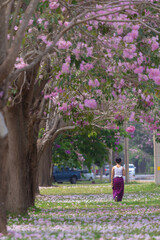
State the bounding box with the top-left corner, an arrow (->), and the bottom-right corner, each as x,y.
0,112 -> 8,234
4,103 -> 38,213
0,4 -> 7,65
38,142 -> 53,186
100,167 -> 103,181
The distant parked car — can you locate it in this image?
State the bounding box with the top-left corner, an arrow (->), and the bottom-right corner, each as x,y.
53,166 -> 81,184
124,164 -> 136,176
80,169 -> 95,181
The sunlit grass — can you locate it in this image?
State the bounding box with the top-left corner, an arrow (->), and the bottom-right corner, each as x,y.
40,182 -> 160,195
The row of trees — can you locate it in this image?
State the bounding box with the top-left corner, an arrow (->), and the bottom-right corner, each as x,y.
0,0 -> 160,234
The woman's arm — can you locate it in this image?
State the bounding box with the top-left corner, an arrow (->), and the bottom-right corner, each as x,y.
111,167 -> 114,187
122,167 -> 125,176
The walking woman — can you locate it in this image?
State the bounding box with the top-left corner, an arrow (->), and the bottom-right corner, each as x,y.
111,157 -> 125,202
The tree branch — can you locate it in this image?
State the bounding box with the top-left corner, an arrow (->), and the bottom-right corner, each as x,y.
0,0 -> 40,84
0,0 -> 12,10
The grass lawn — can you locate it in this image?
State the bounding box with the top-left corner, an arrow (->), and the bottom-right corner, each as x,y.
3,182 -> 160,239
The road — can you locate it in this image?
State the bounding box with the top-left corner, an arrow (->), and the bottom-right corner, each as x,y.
97,174 -> 154,181
134,174 -> 154,181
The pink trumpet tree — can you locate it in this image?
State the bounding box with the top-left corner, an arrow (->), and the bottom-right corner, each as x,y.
0,0 -> 160,234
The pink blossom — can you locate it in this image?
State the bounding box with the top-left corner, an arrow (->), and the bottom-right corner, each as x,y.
123,44 -> 137,59
65,56 -> 71,64
130,30 -> 139,39
151,42 -> 159,51
80,62 -> 94,72
120,79 -> 124,86
126,125 -> 136,133
79,103 -> 84,110
80,63 -> 85,71
44,21 -> 49,29
37,18 -> 43,24
64,21 -> 69,27
46,41 -> 52,47
84,99 -> 97,109
138,74 -> 148,82
28,19 -> 33,26
44,95 -> 50,99
112,91 -> 116,97
14,58 -> 28,69
115,114 -> 124,121
88,80 -> 95,87
134,66 -> 144,74
129,112 -> 135,121
117,27 -> 123,35
94,79 -> 100,87
38,34 -> 47,42
123,35 -> 134,43
62,63 -> 70,73
87,26 -> 92,31
88,79 -> 100,87
59,103 -> 68,111
86,47 -> 93,57
132,25 -> 140,30
49,2 -> 59,10
96,90 -> 102,96
14,26 -> 18,31
58,20 -> 63,25
148,68 -> 160,84
72,48 -> 80,60
57,39 -> 72,49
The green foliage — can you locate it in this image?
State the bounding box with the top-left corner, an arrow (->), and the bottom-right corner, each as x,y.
52,127 -> 126,169
71,0 -> 77,4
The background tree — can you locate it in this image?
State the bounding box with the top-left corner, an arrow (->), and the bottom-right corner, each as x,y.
124,123 -> 153,174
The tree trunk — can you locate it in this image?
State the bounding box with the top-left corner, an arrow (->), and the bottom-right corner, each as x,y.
38,142 -> 53,186
5,104 -> 38,213
0,112 -> 8,234
0,5 -> 7,65
100,167 -> 103,181
124,121 -> 129,183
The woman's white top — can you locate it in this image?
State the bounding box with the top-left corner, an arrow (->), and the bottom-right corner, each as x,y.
114,166 -> 123,178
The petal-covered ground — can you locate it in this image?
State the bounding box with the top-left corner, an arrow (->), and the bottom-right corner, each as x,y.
2,183 -> 160,239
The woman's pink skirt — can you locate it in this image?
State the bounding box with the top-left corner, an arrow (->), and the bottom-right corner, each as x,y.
113,177 -> 124,201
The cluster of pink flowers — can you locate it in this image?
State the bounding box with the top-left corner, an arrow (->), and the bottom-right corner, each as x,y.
123,25 -> 139,43
56,38 -> 72,49
84,99 -> 97,109
129,112 -> 135,121
148,68 -> 160,85
14,57 -> 28,69
126,125 -> 136,133
114,114 -> 124,121
61,56 -> 71,74
62,63 -> 70,73
134,66 -> 144,74
147,36 -> 159,51
59,102 -> 68,112
80,62 -> 94,72
88,79 -> 100,87
49,0 -> 59,10
37,34 -> 52,47
123,44 -> 137,59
